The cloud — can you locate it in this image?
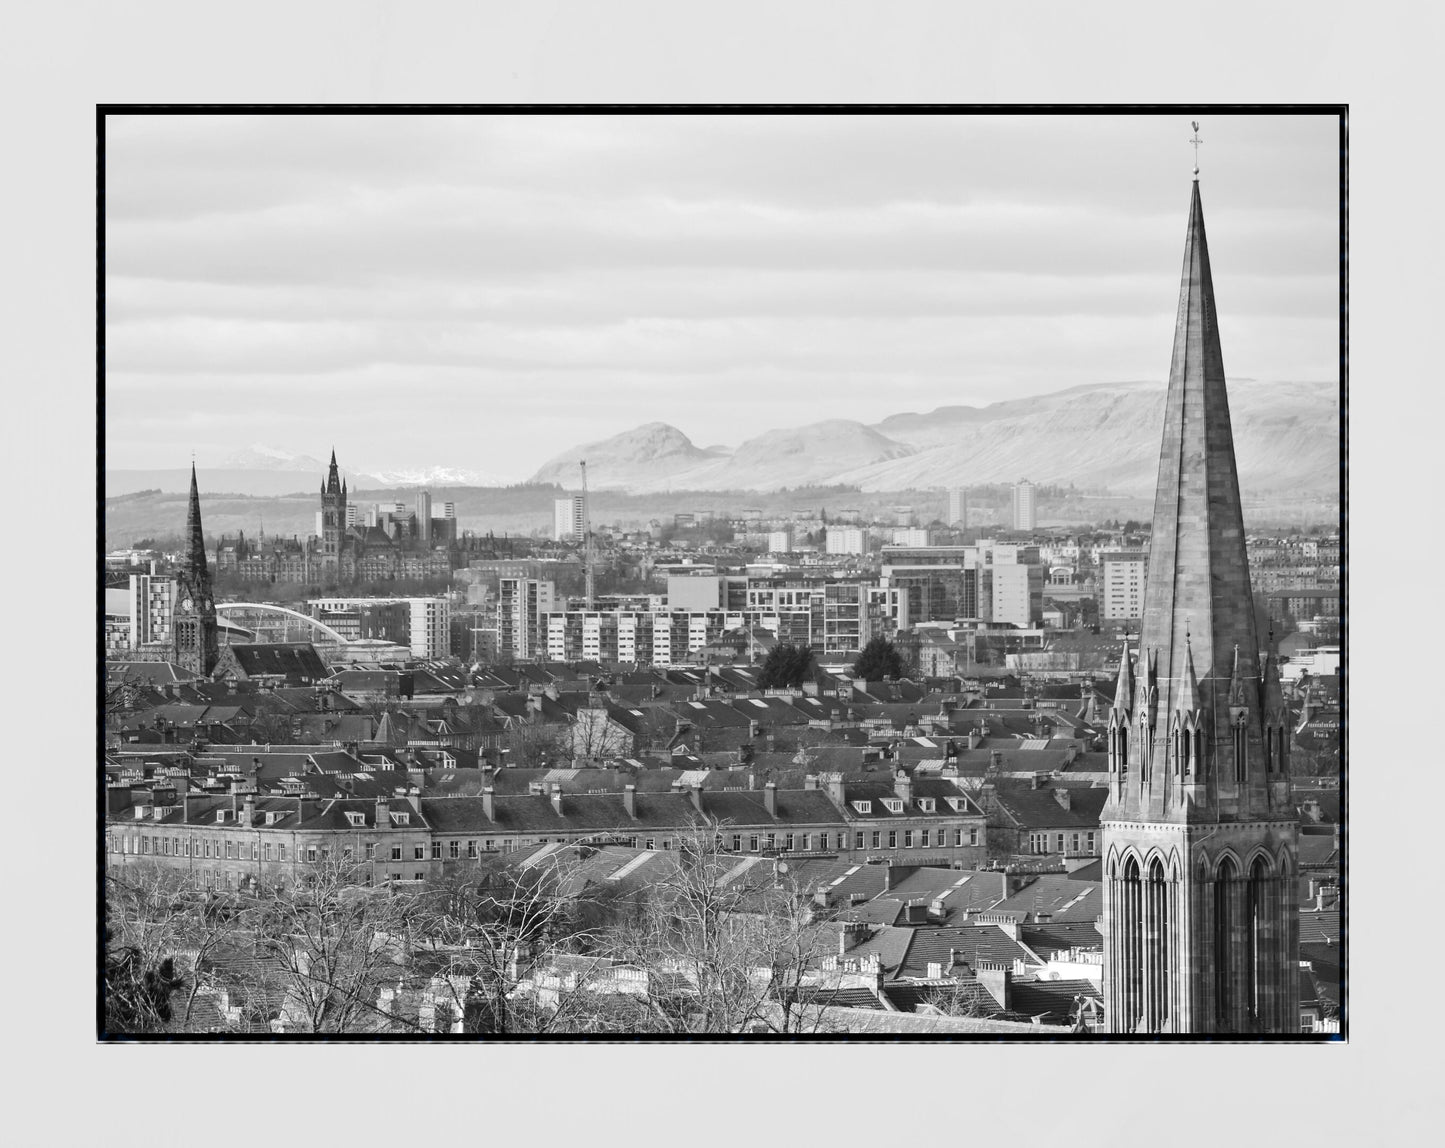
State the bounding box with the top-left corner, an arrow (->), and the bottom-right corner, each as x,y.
102,113 -> 1340,475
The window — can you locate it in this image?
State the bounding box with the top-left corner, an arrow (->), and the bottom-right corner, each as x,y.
903,830 -> 914,848
732,835 -> 742,852
851,800 -> 873,815
141,837 -> 150,855
1071,833 -> 1080,853
449,840 -> 460,859
749,835 -> 759,852
970,828 -> 978,846
919,829 -> 930,848
183,839 -> 191,857
662,838 -> 671,850
954,828 -> 964,847
784,834 -> 795,852
1087,832 -> 1096,853
161,838 -> 170,856
467,841 -> 477,858
888,831 -> 897,849
1056,833 -> 1065,853
342,846 -> 353,861
645,838 -> 655,851
391,845 -> 403,861
279,844 -> 288,862
415,872 -> 424,882
871,831 -> 881,849
307,846 -> 318,863
766,834 -> 775,851
225,840 -> 234,860
414,844 -> 426,861
251,842 -> 259,860
855,832 -> 865,849
364,843 -> 374,860
484,840 -> 495,851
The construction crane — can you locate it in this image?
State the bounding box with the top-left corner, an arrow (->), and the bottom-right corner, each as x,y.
580,459 -> 594,611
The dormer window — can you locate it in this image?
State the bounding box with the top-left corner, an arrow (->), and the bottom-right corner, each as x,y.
345,812 -> 366,828
216,809 -> 230,823
265,811 -> 282,826
851,800 -> 873,815
882,798 -> 904,814
917,798 -> 936,813
391,812 -> 410,826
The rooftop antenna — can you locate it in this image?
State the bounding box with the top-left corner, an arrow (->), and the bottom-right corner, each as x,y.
1189,121 -> 1203,179
580,459 -> 594,611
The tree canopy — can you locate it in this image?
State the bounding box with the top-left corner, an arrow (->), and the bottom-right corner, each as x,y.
756,643 -> 815,690
852,636 -> 908,681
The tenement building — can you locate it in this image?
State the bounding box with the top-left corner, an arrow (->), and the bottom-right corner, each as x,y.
1100,171 -> 1299,1033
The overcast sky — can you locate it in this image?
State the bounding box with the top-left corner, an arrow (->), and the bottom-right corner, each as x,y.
104,112 -> 1339,479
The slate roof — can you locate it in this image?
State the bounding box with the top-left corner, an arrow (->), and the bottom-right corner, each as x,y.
894,924 -> 1042,980
990,784 -> 1109,830
224,644 -> 330,682
1018,920 -> 1104,956
991,875 -> 1103,922
108,661 -> 201,685
1009,978 -> 1102,1024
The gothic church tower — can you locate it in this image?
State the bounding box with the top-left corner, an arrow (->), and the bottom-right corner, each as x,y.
318,448 -> 345,584
172,463 -> 220,677
1100,170 -> 1299,1033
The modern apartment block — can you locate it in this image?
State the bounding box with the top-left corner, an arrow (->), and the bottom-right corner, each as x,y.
1012,479 -> 1037,532
1100,552 -> 1149,621
309,596 -> 451,659
553,496 -> 587,542
498,577 -> 557,660
104,573 -> 176,653
825,527 -> 867,555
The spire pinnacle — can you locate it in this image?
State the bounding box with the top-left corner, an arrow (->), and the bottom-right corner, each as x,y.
1190,121 -> 1203,179
1179,635 -> 1201,716
1113,634 -> 1135,713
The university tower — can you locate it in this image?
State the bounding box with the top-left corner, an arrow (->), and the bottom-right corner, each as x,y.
1099,173 -> 1299,1033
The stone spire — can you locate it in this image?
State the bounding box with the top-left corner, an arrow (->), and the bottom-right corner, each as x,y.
326,448 -> 341,495
1112,636 -> 1135,714
1110,179 -> 1265,820
183,461 -> 209,579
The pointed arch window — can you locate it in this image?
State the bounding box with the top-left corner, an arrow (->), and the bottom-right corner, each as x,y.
1234,714 -> 1248,783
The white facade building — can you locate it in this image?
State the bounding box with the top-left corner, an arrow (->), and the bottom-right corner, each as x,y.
554,496 -> 587,542
1100,553 -> 1148,621
825,527 -> 866,555
1011,480 -> 1037,532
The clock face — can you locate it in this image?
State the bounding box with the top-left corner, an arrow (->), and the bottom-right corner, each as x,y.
181,597 -> 194,611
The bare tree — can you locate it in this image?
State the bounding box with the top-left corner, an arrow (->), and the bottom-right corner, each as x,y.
599,820 -> 839,1034
104,862 -> 248,1034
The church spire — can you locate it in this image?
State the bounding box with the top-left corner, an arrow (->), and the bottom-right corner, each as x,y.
1122,175 -> 1262,814
184,461 -> 209,578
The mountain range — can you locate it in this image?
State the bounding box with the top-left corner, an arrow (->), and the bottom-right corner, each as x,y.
104,381 -> 1338,501
529,380 -> 1339,497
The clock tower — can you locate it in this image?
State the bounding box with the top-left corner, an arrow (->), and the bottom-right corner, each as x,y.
172,462 -> 220,677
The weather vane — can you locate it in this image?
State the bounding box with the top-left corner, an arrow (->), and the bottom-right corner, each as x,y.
1190,121 -> 1203,177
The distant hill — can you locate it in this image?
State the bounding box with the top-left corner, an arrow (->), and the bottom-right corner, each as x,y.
527,379 -> 1338,498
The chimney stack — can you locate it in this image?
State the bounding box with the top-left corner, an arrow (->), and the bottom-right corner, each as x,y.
376,797 -> 391,828
482,787 -> 495,822
763,781 -> 777,817
550,783 -> 564,817
691,783 -> 706,815
893,768 -> 913,805
623,784 -> 637,819
976,961 -> 1013,1010
242,794 -> 256,826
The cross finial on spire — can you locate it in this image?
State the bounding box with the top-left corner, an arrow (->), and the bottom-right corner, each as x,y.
1190,121 -> 1203,179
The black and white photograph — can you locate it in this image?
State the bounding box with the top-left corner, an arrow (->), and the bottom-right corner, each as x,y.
98,110 -> 1345,1041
